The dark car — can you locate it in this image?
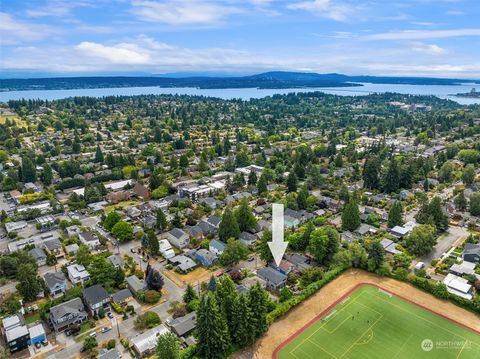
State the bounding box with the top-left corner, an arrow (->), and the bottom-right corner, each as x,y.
41,340 -> 48,347
247,256 -> 255,262
107,312 -> 114,319
80,347 -> 86,353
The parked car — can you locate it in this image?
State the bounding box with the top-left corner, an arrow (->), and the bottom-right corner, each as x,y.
41,340 -> 48,347
107,312 -> 114,319
80,347 -> 86,353
247,256 -> 255,262
130,248 -> 136,253
89,332 -> 97,338
101,326 -> 112,333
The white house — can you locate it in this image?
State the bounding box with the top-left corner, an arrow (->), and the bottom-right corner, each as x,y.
443,273 -> 473,300
67,264 -> 90,285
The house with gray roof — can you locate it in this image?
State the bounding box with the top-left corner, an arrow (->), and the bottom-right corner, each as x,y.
107,254 -> 125,269
43,271 -> 67,296
209,239 -> 226,255
169,255 -> 197,272
43,238 -> 63,258
29,247 -> 47,266
79,230 -> 101,249
49,297 -> 87,333
111,288 -> 133,305
98,348 -> 121,359
169,312 -> 197,337
165,228 -> 189,249
256,267 -> 287,291
195,249 -> 218,268
126,275 -> 148,296
131,324 -> 169,357
83,285 -> 111,315
464,243 -> 480,263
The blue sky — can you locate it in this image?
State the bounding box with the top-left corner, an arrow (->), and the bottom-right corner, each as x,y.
1,0 -> 479,78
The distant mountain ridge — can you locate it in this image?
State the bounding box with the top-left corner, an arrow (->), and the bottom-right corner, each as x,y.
1,71 -> 478,92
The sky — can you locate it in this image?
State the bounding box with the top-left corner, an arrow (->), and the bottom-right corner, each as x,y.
1,0 -> 480,79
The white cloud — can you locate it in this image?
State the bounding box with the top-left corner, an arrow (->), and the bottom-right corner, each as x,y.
410,42 -> 447,55
75,42 -> 152,64
25,1 -> 93,18
287,0 -> 354,22
366,28 -> 480,40
130,0 -> 241,25
0,12 -> 56,45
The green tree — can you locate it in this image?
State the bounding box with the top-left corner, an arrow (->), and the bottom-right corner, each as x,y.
88,256 -> 124,288
183,284 -> 197,304
454,190 -> 467,211
83,336 -> 97,351
215,275 -> 238,332
248,283 -> 269,338
103,211 -> 121,231
230,294 -> 254,347
75,244 -> 92,267
134,311 -> 161,330
405,224 -> 436,256
462,164 -> 476,185
94,145 -> 104,163
438,161 -> 454,183
112,220 -> 134,242
219,208 -> 240,241
341,198 -> 360,231
258,230 -> 273,262
367,241 -> 385,270
16,263 -> 40,302
383,158 -> 399,193
286,171 -> 298,193
42,163 -> 52,186
196,292 -> 231,359
156,209 -> 168,231
470,192 -> 480,216
388,201 -> 404,228
428,197 -> 449,232
148,230 -> 159,255
257,174 -> 268,195
235,199 -> 256,232
248,171 -> 257,186
156,332 -> 180,359
363,156 -> 380,190
349,242 -> 368,269
297,185 -> 309,210
219,239 -> 249,267
21,156 -> 36,182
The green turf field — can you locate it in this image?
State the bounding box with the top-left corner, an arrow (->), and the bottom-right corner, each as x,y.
277,285 -> 480,359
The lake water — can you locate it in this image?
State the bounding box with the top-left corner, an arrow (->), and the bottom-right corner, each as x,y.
1,82 -> 479,105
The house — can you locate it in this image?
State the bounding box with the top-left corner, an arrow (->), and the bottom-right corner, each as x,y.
83,284 -> 111,315
133,183 -> 151,200
199,197 -> 217,209
131,324 -> 169,357
195,249 -> 218,268
390,225 -> 410,238
159,239 -> 176,259
209,239 -> 226,255
4,220 -> 27,234
28,323 -> 46,346
65,225 -> 81,237
443,273 -> 473,300
126,275 -> 148,296
111,288 -> 133,306
205,215 -> 221,229
36,215 -> 55,230
169,255 -> 197,272
2,315 -> 30,353
43,238 -> 64,258
463,243 -> 480,263
380,239 -> 402,255
284,253 -> 314,272
341,231 -> 359,244
185,224 -> 207,239
355,223 -> 377,236
43,271 -> 68,296
450,261 -> 477,277
256,267 -> 287,291
79,231 -> 101,249
239,231 -> 257,247
65,243 -> 79,255
108,254 -> 125,269
169,312 -> 197,337
67,264 -> 90,285
29,247 -> 47,266
165,228 -> 189,249
49,297 -> 87,333
271,259 -> 295,275
98,348 -> 122,359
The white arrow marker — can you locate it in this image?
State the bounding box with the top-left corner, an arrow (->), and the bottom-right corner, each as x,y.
268,203 -> 288,266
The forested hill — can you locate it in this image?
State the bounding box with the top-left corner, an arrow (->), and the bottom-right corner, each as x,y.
1,71 -> 478,91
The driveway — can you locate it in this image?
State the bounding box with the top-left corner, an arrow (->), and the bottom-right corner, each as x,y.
420,225 -> 469,266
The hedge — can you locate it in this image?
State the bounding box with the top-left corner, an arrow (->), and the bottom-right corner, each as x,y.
266,266 -> 346,324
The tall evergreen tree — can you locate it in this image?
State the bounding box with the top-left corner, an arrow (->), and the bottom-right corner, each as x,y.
156,332 -> 180,359
94,145 -> 104,163
454,190 -> 467,211
387,201 -> 404,228
156,209 -> 168,231
248,170 -> 257,186
21,156 -> 36,182
297,185 -> 309,210
428,196 -> 449,232
183,284 -> 197,304
363,156 -> 380,190
215,276 -> 238,332
341,198 -> 361,231
196,293 -> 231,359
147,230 -> 159,255
230,294 -> 254,347
383,157 -> 399,193
219,208 -> 240,241
248,283 -> 269,338
368,241 -> 385,270
235,199 -> 256,232
286,171 -> 298,193
257,174 -> 268,195
42,163 -> 52,186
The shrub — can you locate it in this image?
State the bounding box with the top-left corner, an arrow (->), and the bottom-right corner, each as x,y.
144,290 -> 161,304
107,339 -> 116,349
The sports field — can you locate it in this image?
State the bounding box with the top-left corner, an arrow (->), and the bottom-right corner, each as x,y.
276,285 -> 480,359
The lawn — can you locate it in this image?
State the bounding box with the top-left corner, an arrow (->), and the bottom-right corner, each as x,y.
277,285 -> 480,359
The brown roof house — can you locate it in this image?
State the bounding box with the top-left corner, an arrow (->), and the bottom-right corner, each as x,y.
133,183 -> 151,200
